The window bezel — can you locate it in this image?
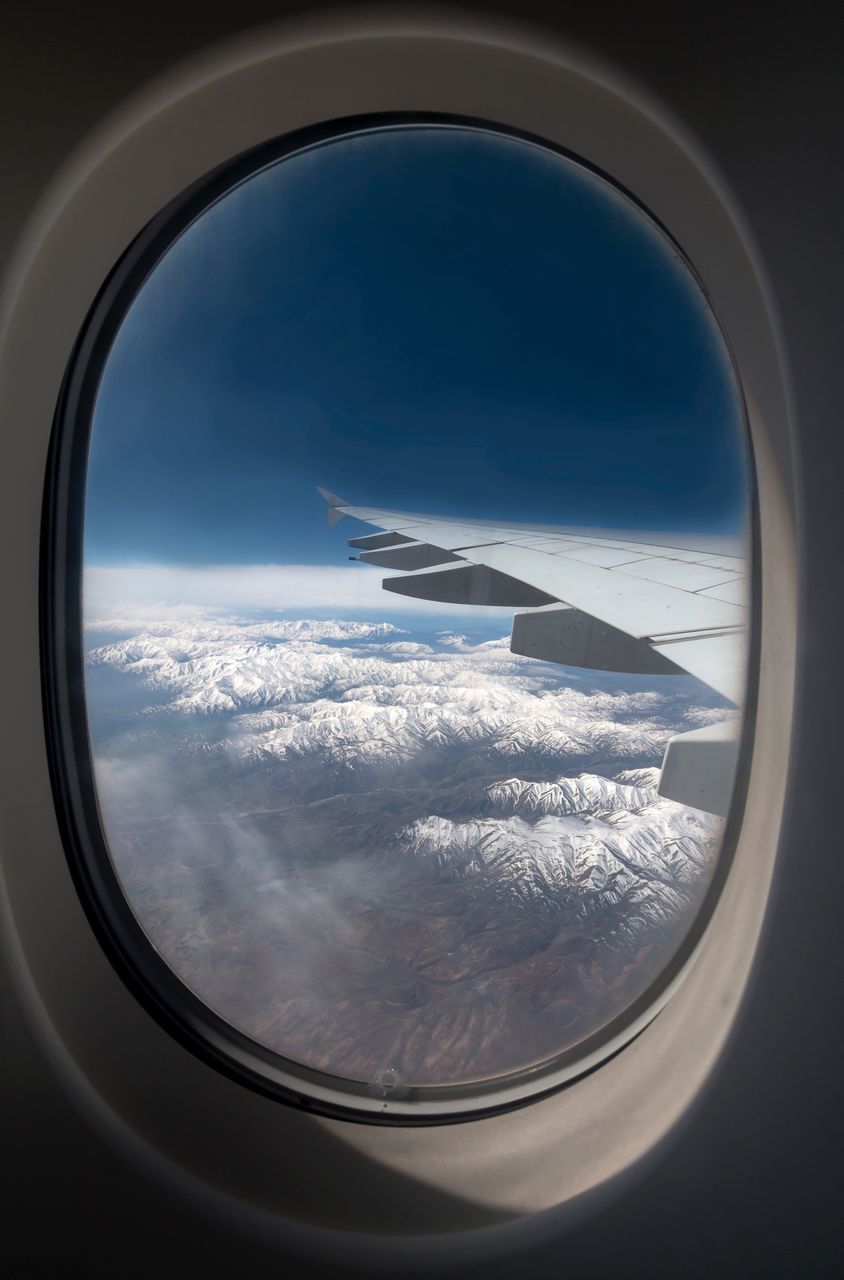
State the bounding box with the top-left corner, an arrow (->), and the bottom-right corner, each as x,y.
41,110 -> 760,1124
0,10 -> 796,1230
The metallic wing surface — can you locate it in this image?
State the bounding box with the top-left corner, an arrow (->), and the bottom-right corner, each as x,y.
317,488 -> 748,816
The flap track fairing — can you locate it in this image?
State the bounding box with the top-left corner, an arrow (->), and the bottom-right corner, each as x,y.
382,562 -> 557,607
511,603 -> 682,675
357,542 -> 462,571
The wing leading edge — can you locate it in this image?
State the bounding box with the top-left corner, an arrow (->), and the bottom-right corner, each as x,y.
317,488 -> 747,816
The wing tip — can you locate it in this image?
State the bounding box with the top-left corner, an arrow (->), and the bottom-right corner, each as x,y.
316,486 -> 349,526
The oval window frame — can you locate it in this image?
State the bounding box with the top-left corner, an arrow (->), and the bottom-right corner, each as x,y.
43,111 -> 759,1123
0,11 -> 796,1231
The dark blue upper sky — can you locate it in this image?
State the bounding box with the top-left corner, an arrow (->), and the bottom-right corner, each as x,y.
85,124 -> 749,566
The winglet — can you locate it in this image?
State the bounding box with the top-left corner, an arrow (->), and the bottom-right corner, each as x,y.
316,486 -> 349,527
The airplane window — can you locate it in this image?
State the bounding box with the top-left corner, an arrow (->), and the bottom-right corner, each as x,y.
54,119 -> 752,1117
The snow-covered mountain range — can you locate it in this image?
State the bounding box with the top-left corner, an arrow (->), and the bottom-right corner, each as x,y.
84,611 -> 732,1086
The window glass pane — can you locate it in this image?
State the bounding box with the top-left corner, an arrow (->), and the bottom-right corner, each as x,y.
82,124 -> 750,1096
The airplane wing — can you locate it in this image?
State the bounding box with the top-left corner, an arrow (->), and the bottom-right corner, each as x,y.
317,488 -> 748,816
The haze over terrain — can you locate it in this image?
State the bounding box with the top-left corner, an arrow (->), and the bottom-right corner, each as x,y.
86,607 -> 732,1087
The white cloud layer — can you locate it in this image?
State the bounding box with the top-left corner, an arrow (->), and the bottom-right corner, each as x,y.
84,563 -> 515,620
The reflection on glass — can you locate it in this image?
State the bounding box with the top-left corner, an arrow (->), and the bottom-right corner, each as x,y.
83,125 -> 750,1091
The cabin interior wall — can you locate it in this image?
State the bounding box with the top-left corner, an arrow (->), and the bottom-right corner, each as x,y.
2,2 -> 843,1276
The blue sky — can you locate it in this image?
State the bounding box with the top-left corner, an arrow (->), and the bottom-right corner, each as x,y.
85,124 -> 749,570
